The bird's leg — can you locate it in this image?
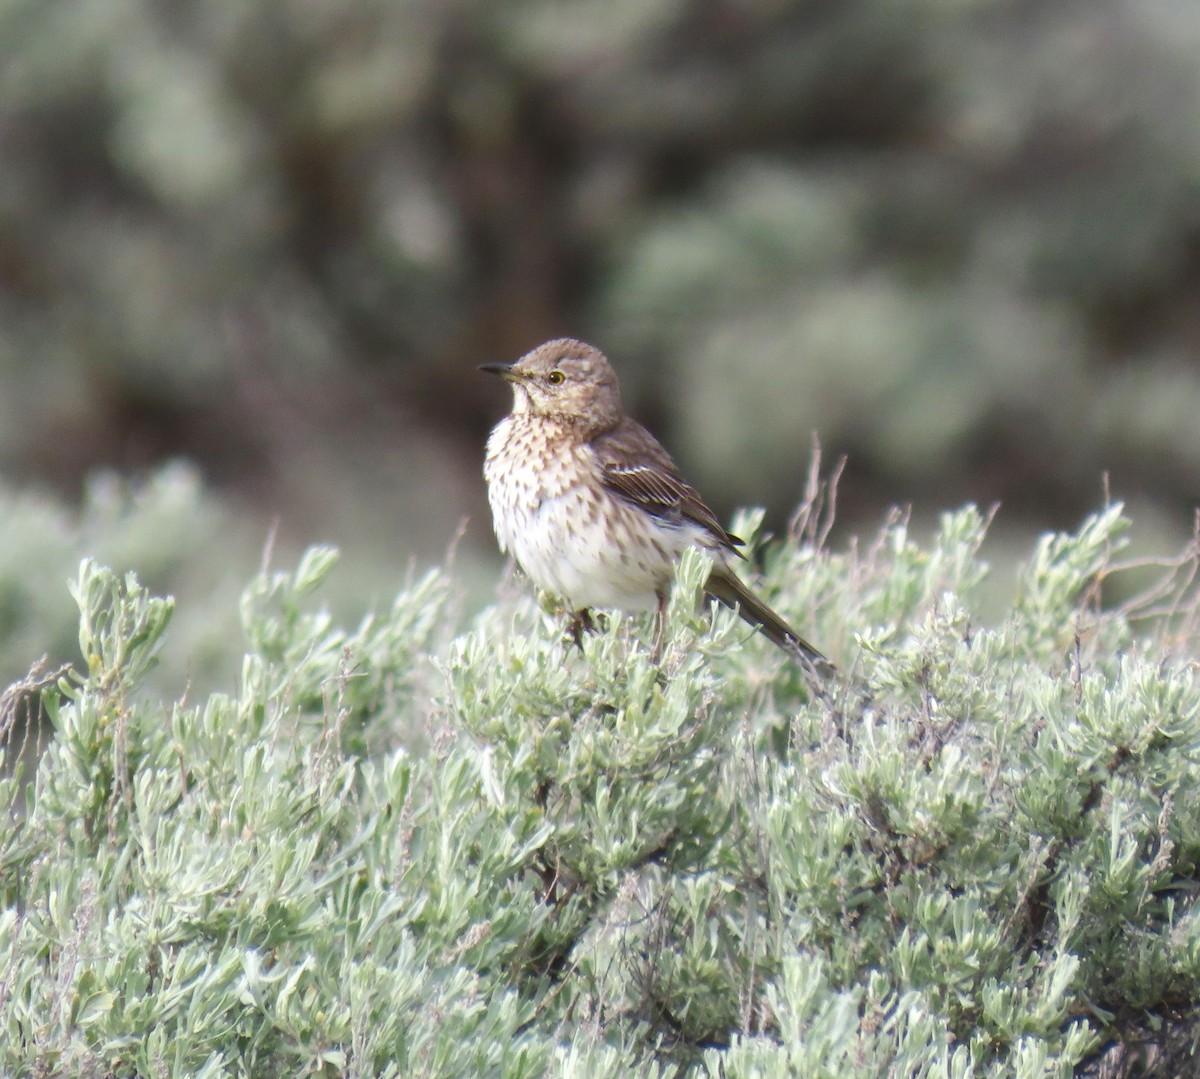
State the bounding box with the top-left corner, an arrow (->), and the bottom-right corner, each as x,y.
651,589 -> 669,662
566,608 -> 596,650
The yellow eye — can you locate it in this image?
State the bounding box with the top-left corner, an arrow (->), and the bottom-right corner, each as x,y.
547,370 -> 565,385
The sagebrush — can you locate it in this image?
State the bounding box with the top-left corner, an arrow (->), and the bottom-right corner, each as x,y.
2,486 -> 1199,1077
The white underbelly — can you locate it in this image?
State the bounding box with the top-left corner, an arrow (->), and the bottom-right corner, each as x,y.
501,486 -> 696,611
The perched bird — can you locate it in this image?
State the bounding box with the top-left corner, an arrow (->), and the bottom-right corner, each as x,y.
480,338 -> 831,673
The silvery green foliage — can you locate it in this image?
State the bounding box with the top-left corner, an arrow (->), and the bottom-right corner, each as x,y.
2,503 -> 1199,1076
0,463 -> 249,689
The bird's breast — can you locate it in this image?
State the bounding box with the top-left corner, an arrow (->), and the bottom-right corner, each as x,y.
484,416 -> 586,548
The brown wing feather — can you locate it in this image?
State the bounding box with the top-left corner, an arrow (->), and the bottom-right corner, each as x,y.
591,419 -> 743,556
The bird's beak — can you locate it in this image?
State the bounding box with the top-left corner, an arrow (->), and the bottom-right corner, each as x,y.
478,362 -> 521,381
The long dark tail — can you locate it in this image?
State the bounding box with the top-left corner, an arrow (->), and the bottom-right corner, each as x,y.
704,566 -> 834,676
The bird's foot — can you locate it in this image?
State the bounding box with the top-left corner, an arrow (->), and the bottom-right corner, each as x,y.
565,608 -> 598,650
650,590 -> 669,663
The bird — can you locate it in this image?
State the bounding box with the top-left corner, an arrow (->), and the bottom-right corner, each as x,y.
480,337 -> 831,674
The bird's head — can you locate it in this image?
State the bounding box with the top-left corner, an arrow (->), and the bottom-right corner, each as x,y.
480,338 -> 624,431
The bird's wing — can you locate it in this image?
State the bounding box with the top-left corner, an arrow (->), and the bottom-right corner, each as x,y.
591,419 -> 744,556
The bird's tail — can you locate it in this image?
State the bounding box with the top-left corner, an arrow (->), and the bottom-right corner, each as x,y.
704,565 -> 834,677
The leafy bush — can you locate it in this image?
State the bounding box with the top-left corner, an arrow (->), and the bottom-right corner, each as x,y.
0,463 -> 252,691
2,485 -> 1199,1077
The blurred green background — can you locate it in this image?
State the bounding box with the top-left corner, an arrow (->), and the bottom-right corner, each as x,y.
2,0 -> 1198,686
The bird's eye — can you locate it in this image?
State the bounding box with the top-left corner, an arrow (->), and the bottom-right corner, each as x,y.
546,370 -> 565,385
